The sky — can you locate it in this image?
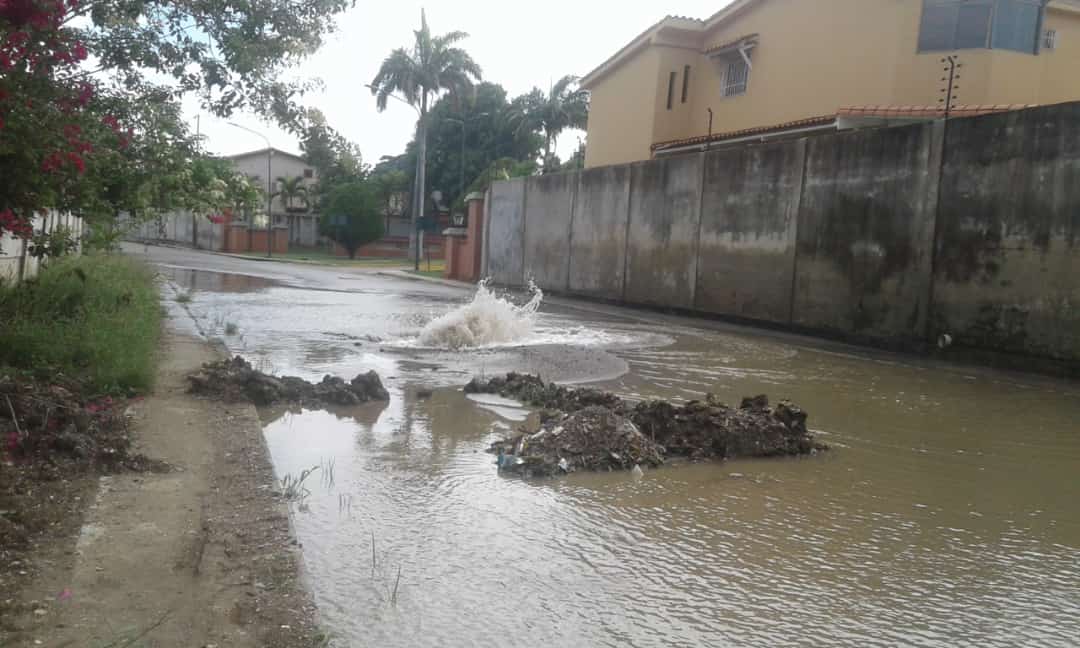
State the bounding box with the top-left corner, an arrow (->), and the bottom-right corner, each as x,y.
190,0 -> 732,164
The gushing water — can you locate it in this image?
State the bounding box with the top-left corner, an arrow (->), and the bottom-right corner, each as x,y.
418,279 -> 543,349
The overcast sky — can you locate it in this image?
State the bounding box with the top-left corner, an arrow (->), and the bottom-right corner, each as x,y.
190,0 -> 731,164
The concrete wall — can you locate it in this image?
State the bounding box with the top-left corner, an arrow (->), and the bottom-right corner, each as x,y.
122,211 -> 226,252
522,172 -> 577,291
696,140 -> 805,323
625,154 -> 702,308
486,178 -> 527,286
486,102 -> 1080,369
0,211 -> 83,284
568,166 -> 631,299
932,103 -> 1080,362
793,122 -> 939,340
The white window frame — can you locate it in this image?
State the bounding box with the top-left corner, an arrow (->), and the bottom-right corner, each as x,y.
719,46 -> 753,98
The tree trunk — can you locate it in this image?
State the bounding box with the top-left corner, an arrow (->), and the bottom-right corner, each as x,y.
543,131 -> 553,173
412,92 -> 430,265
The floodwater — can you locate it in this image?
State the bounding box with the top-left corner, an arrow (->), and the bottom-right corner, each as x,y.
147,247 -> 1080,647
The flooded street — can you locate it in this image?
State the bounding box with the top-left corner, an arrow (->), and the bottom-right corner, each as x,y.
141,246 -> 1080,647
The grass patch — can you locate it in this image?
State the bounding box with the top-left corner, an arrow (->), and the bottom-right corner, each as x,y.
224,322 -> 239,336
409,269 -> 445,279
0,254 -> 162,394
174,291 -> 193,303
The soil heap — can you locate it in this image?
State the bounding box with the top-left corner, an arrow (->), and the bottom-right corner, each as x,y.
471,373 -> 825,478
187,356 -> 389,407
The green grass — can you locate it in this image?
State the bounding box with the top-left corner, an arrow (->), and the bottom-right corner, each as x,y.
0,254 -> 162,394
237,249 -> 415,267
410,269 -> 445,279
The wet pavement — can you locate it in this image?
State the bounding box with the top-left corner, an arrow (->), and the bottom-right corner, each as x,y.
133,244 -> 1080,647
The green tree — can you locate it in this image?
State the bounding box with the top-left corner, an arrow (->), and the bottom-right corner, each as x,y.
424,82 -> 542,206
300,109 -> 366,209
370,9 -> 481,261
510,75 -> 589,173
274,176 -> 310,212
320,181 -> 384,259
78,0 -> 354,124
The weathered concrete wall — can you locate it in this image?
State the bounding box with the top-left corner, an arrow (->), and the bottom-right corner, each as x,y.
484,102 -> 1080,368
122,211 -> 225,252
625,154 -> 703,308
485,178 -> 527,286
523,172 -> 577,291
568,166 -> 631,299
792,122 -> 939,341
933,104 -> 1080,361
696,140 -> 806,323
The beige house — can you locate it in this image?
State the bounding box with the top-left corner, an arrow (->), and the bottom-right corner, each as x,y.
225,148 -> 320,246
582,0 -> 1080,167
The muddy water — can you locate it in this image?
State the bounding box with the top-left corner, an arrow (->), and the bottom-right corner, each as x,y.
157,258 -> 1080,647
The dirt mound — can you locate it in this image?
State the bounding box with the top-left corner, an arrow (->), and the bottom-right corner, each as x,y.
465,372 -> 624,413
479,374 -> 825,477
490,406 -> 664,477
187,356 -> 390,407
632,394 -> 819,460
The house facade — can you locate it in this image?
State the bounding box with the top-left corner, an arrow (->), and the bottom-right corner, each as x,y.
224,148 -> 320,247
582,0 -> 1080,167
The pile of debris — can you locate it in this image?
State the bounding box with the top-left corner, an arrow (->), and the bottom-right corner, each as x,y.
632,394 -> 816,460
187,356 -> 390,407
473,374 -> 825,478
465,372 -> 623,413
490,406 -> 664,477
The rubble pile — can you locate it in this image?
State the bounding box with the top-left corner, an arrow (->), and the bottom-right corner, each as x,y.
187,356 -> 389,407
632,394 -> 817,460
465,372 -> 623,413
477,374 -> 825,478
489,406 -> 665,477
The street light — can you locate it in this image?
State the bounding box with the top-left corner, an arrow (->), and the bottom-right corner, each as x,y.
445,113 -> 489,203
366,83 -> 424,270
227,122 -> 274,258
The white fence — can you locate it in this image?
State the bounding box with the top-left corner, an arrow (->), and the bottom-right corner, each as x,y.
0,211 -> 84,284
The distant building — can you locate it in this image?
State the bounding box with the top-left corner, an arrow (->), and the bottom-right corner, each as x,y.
224,148 -> 319,247
581,0 -> 1080,167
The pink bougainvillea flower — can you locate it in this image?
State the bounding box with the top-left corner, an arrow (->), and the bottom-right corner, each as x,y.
66,151 -> 85,173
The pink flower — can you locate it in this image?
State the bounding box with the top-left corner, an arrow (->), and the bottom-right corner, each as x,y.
66,151 -> 85,173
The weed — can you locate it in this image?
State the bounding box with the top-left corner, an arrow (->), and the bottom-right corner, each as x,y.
174,291 -> 192,303
279,466 -> 319,506
224,322 -> 239,336
320,457 -> 335,488
0,254 -> 162,393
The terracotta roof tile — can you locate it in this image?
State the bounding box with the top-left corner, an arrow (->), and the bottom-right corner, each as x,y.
837,104 -> 1037,119
651,114 -> 837,152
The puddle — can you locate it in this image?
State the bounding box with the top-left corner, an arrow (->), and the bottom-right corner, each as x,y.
151,250 -> 1080,648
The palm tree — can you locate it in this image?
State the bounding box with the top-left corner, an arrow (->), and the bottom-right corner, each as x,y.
274,176 -> 309,212
370,9 -> 481,262
511,75 -> 589,173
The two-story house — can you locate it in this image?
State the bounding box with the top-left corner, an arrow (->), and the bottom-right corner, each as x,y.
225,148 -> 320,247
582,0 -> 1080,167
